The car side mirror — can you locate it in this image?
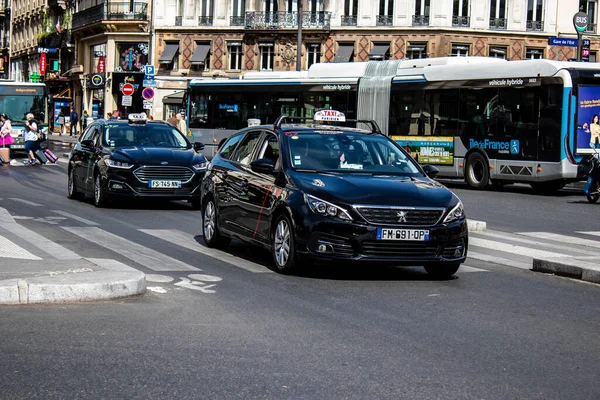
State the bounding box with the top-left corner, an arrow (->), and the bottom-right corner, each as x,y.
81,139 -> 95,149
422,164 -> 439,179
250,158 -> 275,174
193,142 -> 205,152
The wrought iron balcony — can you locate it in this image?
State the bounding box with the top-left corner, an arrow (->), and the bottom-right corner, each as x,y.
452,15 -> 470,27
341,15 -> 357,26
526,20 -> 544,31
412,15 -> 429,26
230,15 -> 245,26
175,16 -> 182,26
586,23 -> 597,32
198,16 -> 213,26
73,2 -> 148,30
244,11 -> 331,30
489,17 -> 507,30
376,15 -> 393,26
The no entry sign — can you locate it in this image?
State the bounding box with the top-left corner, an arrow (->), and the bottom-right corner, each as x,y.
142,87 -> 155,101
122,83 -> 135,96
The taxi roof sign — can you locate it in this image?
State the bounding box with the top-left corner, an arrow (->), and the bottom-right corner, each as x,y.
314,110 -> 346,122
128,113 -> 148,124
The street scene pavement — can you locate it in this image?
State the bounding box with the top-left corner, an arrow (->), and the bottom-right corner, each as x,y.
1,135 -> 599,398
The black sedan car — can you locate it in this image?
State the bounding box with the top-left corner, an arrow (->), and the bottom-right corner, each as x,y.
68,113 -> 208,208
201,111 -> 468,278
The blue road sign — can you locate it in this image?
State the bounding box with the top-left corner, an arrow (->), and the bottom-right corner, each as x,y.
144,65 -> 155,76
549,37 -> 591,47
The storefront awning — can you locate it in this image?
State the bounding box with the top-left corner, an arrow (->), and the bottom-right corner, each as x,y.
159,43 -> 179,64
190,44 -> 210,65
369,44 -> 390,60
163,91 -> 185,105
333,44 -> 354,63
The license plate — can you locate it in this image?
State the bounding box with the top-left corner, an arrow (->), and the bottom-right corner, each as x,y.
11,144 -> 25,149
376,228 -> 430,241
149,180 -> 181,188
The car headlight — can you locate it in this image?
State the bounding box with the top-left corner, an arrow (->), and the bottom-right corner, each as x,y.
304,194 -> 352,221
192,161 -> 209,172
105,159 -> 134,169
443,200 -> 465,223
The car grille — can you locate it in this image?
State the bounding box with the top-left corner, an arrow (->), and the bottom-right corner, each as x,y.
134,187 -> 195,195
133,166 -> 194,183
318,233 -> 354,258
361,241 -> 440,258
355,207 -> 444,226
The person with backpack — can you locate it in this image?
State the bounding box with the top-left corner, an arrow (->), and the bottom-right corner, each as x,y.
70,106 -> 79,137
23,113 -> 40,165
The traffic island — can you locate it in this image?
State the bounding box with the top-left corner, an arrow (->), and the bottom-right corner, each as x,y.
532,257 -> 600,284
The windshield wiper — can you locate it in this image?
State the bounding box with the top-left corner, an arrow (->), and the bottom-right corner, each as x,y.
295,168 -> 338,174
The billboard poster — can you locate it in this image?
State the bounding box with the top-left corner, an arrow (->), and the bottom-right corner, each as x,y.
391,136 -> 454,165
577,85 -> 600,154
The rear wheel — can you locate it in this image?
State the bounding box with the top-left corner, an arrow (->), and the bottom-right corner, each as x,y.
93,173 -> 109,208
587,182 -> 600,203
67,168 -> 83,200
465,153 -> 489,189
424,263 -> 461,280
202,197 -> 231,248
272,214 -> 298,274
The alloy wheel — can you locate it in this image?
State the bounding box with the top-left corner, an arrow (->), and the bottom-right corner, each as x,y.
95,175 -> 101,204
204,201 -> 215,241
274,219 -> 291,267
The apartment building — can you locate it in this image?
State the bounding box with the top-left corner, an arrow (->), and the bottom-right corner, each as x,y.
0,0 -> 9,78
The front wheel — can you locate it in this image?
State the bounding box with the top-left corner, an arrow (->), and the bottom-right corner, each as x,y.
587,182 -> 600,203
424,263 -> 461,280
93,173 -> 109,208
272,214 -> 298,274
67,168 -> 83,200
202,198 -> 231,248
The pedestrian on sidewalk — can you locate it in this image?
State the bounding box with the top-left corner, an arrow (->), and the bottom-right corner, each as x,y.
82,110 -> 89,130
70,107 -> 79,137
176,113 -> 187,136
0,114 -> 14,147
23,113 -> 40,165
55,111 -> 65,136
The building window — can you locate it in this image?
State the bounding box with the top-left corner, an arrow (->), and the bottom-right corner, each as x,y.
308,0 -> 324,12
307,43 -> 321,69
91,44 -> 107,74
159,42 -> 180,72
581,1 -> 597,32
198,0 -> 215,25
452,0 -> 470,27
489,0 -> 507,29
191,42 -> 211,72
263,0 -> 278,12
228,42 -> 243,70
231,0 -> 246,25
287,0 -> 297,11
413,0 -> 430,26
590,52 -> 597,63
451,44 -> 469,57
525,48 -> 544,59
259,43 -> 274,71
176,0 -> 184,25
406,43 -> 427,59
342,0 -> 358,26
526,0 -> 544,31
377,0 -> 393,25
489,46 -> 507,59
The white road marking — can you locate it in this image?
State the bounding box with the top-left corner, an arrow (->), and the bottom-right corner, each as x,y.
188,274 -> 223,282
147,286 -> 168,294
470,237 -> 569,260
467,251 -> 531,270
576,231 -> 600,238
458,265 -> 488,273
146,274 -> 175,283
517,232 -> 600,250
476,230 -> 598,256
50,210 -> 99,226
9,198 -> 43,207
62,227 -> 199,272
175,277 -> 217,293
139,229 -> 272,274
0,234 -> 42,260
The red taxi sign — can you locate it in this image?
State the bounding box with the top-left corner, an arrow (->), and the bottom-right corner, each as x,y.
314,110 -> 346,122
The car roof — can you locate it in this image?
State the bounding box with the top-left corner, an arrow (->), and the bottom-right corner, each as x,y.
243,123 -> 374,135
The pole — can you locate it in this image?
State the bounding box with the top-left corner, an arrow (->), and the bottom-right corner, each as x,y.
148,0 -> 156,66
577,33 -> 582,62
296,1 -> 302,71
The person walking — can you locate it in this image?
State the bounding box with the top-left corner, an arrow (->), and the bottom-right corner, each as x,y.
82,110 -> 89,130
176,113 -> 187,135
55,111 -> 65,136
23,113 -> 40,165
69,107 -> 79,137
0,114 -> 14,147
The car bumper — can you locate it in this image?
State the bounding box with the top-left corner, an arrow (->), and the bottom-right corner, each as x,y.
293,213 -> 468,264
103,170 -> 204,200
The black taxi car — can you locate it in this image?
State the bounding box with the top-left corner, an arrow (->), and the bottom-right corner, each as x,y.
68,113 -> 208,208
201,110 -> 468,278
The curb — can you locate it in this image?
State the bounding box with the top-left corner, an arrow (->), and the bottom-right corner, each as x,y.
532,257 -> 600,284
467,219 -> 486,232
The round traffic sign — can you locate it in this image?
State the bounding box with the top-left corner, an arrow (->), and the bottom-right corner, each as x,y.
122,83 -> 135,96
574,11 -> 588,33
142,87 -> 155,101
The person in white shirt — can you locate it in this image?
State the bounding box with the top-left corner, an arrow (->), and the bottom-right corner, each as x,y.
23,113 -> 40,165
176,113 -> 187,135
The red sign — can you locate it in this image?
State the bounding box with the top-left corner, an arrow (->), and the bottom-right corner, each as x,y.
97,56 -> 105,73
40,53 -> 47,76
122,83 -> 135,96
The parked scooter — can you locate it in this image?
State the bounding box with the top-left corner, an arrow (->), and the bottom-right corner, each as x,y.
582,147 -> 600,203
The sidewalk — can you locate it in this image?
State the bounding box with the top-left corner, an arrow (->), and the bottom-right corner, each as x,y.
533,257 -> 600,285
46,133 -> 79,145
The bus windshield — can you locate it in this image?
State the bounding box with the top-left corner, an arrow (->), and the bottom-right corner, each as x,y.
0,84 -> 47,125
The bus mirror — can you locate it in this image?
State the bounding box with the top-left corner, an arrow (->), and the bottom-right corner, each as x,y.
422,164 -> 439,179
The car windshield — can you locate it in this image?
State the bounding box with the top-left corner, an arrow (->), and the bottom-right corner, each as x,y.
103,123 -> 190,149
287,130 -> 423,176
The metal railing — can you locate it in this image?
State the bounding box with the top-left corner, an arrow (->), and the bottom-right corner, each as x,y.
412,15 -> 429,26
175,16 -> 182,26
341,15 -> 357,26
198,16 -> 213,26
230,15 -> 246,26
452,15 -> 470,27
489,17 -> 507,29
376,15 -> 393,26
244,11 -> 331,29
526,20 -> 544,31
73,2 -> 148,29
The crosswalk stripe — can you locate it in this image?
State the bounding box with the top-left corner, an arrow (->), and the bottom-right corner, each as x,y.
475,230 -> 598,256
576,231 -> 600,238
517,232 -> 600,250
9,198 -> 43,207
458,265 -> 488,273
470,237 -> 570,260
50,210 -> 99,226
467,251 -> 531,270
62,226 -> 199,272
139,229 -> 272,274
0,234 -> 42,260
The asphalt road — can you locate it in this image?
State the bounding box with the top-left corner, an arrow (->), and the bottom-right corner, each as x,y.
1,156 -> 599,399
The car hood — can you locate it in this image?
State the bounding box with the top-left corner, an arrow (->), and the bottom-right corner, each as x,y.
111,147 -> 202,166
291,172 -> 455,207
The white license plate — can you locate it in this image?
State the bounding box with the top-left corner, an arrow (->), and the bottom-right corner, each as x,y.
11,144 -> 25,149
377,228 -> 430,241
149,180 -> 181,188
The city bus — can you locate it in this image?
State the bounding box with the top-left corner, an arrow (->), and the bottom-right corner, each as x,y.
187,57 -> 596,191
0,81 -> 48,153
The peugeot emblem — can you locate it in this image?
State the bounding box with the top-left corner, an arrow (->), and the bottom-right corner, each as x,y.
160,161 -> 168,165
397,211 -> 408,223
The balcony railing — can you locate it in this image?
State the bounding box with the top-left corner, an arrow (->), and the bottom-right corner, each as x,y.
198,16 -> 213,26
586,23 -> 597,32
175,16 -> 182,26
526,20 -> 544,31
245,11 -> 331,29
230,15 -> 245,26
452,15 -> 470,27
73,2 -> 148,29
489,17 -> 507,30
412,15 -> 429,26
341,15 -> 357,26
376,15 -> 393,26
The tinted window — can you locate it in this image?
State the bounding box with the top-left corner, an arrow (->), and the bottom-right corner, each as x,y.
103,123 -> 189,148
257,133 -> 280,166
219,133 -> 244,159
81,125 -> 97,142
232,131 -> 262,165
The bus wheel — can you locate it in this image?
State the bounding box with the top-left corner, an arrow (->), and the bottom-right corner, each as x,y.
530,181 -> 566,194
465,153 -> 489,189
